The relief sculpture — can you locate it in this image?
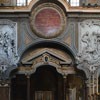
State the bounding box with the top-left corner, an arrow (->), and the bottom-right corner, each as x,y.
78,20 -> 100,71
0,20 -> 18,76
81,31 -> 100,62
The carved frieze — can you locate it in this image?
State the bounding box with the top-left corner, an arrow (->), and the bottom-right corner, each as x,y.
0,20 -> 18,76
78,19 -> 100,71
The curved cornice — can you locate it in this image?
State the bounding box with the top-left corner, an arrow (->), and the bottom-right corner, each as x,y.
19,40 -> 76,62
0,0 -> 100,13
19,0 -> 70,12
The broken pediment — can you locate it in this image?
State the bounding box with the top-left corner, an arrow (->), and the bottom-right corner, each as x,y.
19,47 -> 75,75
21,48 -> 73,67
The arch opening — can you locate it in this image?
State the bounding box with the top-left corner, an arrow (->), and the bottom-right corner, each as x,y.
20,41 -> 75,62
10,41 -> 87,100
11,65 -> 87,100
11,65 -> 63,100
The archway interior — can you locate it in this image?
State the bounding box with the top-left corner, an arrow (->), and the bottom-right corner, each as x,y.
11,74 -> 27,100
67,74 -> 86,100
20,41 -> 75,63
11,65 -> 64,100
11,66 -> 86,100
98,76 -> 100,99
30,65 -> 63,100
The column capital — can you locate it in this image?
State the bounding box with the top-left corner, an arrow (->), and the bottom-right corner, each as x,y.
63,74 -> 68,79
0,80 -> 10,87
25,73 -> 30,79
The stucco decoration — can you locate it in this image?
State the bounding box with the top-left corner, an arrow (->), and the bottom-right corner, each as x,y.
77,20 -> 100,72
0,20 -> 18,77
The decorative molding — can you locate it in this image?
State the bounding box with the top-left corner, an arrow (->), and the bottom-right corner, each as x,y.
20,48 -> 74,75
67,14 -> 100,18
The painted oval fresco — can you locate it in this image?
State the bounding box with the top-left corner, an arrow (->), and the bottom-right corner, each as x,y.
34,8 -> 61,37
31,3 -> 66,38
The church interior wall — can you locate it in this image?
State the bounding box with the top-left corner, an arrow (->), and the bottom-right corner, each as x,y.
0,0 -> 100,100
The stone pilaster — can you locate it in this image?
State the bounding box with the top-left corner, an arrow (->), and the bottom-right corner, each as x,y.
0,80 -> 10,100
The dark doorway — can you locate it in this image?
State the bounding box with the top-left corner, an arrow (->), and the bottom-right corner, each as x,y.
11,65 -> 63,100
30,65 -> 63,100
11,74 -> 27,100
66,74 -> 87,100
98,76 -> 100,100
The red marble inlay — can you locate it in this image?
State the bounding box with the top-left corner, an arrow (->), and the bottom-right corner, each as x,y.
34,8 -> 61,36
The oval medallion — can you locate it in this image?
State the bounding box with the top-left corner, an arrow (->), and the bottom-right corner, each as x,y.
30,3 -> 66,38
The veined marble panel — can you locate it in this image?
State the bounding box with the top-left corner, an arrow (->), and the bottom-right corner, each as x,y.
0,20 -> 18,73
78,19 -> 100,65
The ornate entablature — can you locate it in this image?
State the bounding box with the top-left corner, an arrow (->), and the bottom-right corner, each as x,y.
0,20 -> 18,76
78,19 -> 100,71
20,48 -> 75,76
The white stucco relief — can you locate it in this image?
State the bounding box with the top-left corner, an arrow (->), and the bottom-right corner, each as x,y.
0,20 -> 18,74
77,20 -> 100,71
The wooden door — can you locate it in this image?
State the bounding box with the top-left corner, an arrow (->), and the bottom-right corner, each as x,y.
35,91 -> 54,100
31,66 -> 63,100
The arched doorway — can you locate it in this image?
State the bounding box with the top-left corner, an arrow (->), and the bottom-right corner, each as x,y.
30,65 -> 63,100
11,65 -> 63,100
10,42 -> 87,100
11,74 -> 27,100
11,66 -> 87,100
